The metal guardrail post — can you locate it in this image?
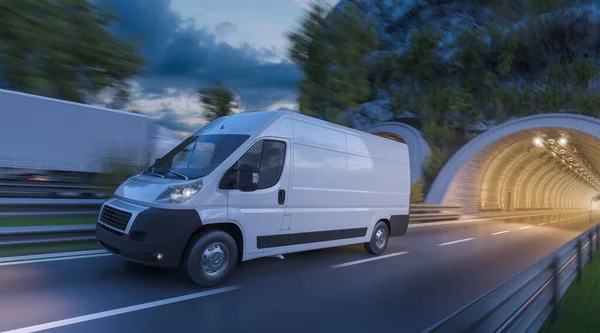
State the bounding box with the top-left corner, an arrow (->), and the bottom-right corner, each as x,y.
576,238 -> 583,284
550,257 -> 560,322
596,226 -> 600,251
590,231 -> 594,262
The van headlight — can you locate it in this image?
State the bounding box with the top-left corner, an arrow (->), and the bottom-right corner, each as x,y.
155,179 -> 203,203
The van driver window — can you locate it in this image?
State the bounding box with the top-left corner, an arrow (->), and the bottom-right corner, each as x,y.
258,140 -> 286,189
220,139 -> 286,190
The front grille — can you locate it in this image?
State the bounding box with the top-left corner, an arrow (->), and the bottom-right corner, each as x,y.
97,222 -> 124,236
99,205 -> 132,231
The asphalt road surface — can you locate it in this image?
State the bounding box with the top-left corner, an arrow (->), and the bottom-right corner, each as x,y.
0,211 -> 597,333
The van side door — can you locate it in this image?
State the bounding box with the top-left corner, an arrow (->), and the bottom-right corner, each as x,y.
220,138 -> 290,255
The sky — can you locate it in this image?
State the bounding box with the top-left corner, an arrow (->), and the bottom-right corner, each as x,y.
103,0 -> 340,136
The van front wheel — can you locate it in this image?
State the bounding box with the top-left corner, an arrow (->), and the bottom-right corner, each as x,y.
182,230 -> 238,287
364,221 -> 389,255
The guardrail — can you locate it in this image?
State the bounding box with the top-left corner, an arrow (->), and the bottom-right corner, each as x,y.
0,181 -> 113,199
0,198 -> 104,219
409,204 -> 463,222
424,221 -> 600,333
0,201 -> 464,247
0,200 -> 464,221
0,224 -> 95,247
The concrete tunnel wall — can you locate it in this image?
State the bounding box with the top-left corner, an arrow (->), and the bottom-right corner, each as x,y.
362,122 -> 431,184
426,114 -> 600,214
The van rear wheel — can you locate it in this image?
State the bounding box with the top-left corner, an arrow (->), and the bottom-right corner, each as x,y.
364,221 -> 389,255
182,230 -> 238,287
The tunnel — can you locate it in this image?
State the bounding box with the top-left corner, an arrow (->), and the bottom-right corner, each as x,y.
426,114 -> 600,214
362,122 -> 431,184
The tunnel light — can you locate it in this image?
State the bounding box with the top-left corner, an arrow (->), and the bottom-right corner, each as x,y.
558,137 -> 568,146
533,137 -> 543,147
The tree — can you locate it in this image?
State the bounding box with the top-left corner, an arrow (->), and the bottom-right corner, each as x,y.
287,3 -> 379,124
198,81 -> 238,121
0,0 -> 144,104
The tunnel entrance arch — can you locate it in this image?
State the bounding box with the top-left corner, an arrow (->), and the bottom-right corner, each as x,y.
426,114 -> 600,214
372,131 -> 406,143
362,122 -> 431,184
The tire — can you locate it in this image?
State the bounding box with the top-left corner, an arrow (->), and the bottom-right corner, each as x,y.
364,221 -> 389,255
182,230 -> 238,287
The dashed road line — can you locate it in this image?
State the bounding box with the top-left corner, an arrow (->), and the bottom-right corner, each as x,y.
437,238 -> 475,247
0,249 -> 106,263
331,251 -> 409,268
0,286 -> 241,333
491,230 -> 510,236
538,222 -> 546,226
0,253 -> 111,267
519,226 -> 532,230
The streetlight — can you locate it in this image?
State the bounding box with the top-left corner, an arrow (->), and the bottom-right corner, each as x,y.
558,137 -> 568,146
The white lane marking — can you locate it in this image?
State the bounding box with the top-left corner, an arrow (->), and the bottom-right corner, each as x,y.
437,238 -> 475,247
0,253 -> 111,267
491,230 -> 510,236
0,249 -> 106,263
519,226 -> 532,230
539,223 -> 546,226
331,251 -> 409,268
1,286 -> 241,333
550,220 -> 557,223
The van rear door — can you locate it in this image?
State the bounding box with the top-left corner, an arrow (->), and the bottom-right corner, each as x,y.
224,137 -> 290,254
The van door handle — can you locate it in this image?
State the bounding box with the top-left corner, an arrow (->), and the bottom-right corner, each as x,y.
278,189 -> 286,205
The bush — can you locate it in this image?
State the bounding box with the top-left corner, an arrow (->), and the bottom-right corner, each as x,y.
410,179 -> 425,204
423,149 -> 449,193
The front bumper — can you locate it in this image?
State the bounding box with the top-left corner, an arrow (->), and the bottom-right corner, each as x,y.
96,198 -> 202,267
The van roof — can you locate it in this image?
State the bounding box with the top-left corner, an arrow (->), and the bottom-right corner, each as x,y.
193,111 -> 286,136
194,110 -> 407,147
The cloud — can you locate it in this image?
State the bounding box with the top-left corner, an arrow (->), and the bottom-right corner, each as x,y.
105,0 -> 301,114
293,0 -> 314,9
154,108 -> 201,133
215,21 -> 237,37
293,0 -> 341,9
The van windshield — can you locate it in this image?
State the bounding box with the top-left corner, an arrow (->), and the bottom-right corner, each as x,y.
145,134 -> 250,180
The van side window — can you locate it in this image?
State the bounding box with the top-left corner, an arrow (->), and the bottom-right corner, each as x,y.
219,139 -> 286,190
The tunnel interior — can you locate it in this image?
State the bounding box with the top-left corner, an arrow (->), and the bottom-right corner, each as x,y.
441,128 -> 600,214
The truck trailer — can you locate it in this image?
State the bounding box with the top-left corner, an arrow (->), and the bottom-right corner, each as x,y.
0,89 -> 180,185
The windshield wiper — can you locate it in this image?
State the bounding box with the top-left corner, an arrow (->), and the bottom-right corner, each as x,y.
149,167 -> 165,178
167,170 -> 189,180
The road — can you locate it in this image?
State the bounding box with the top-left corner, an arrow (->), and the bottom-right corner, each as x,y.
0,211 -> 597,333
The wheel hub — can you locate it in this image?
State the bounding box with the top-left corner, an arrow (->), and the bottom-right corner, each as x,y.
375,228 -> 387,248
201,242 -> 229,276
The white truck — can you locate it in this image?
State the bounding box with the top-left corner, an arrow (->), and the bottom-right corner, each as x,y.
96,110 -> 411,287
0,89 -> 180,184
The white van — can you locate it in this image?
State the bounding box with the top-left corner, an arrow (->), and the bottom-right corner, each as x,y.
96,111 -> 411,286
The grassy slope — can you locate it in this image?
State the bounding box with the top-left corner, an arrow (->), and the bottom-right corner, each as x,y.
0,241 -> 100,257
541,258 -> 600,332
0,217 -> 99,257
0,217 -> 97,227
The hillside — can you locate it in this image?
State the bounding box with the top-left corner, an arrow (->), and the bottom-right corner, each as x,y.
333,0 -> 600,130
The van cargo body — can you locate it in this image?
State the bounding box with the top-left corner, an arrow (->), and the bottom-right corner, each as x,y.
96,111 -> 411,286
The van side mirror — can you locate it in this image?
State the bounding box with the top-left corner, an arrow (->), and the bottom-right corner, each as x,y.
237,163 -> 259,192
